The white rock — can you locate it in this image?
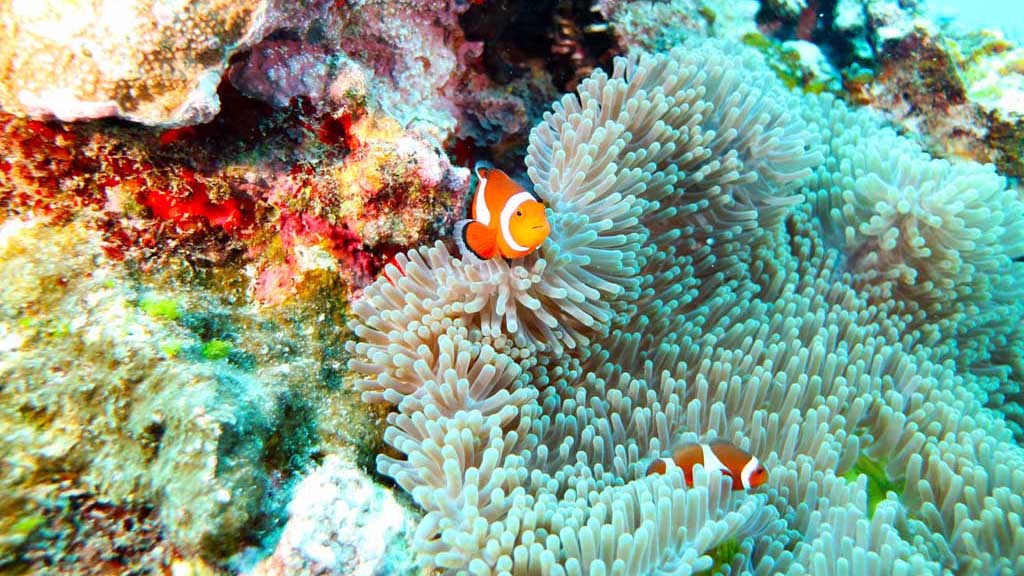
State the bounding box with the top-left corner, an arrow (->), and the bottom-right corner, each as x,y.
248,456 -> 416,576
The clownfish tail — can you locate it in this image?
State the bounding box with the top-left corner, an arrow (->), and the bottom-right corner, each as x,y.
455,219 -> 496,260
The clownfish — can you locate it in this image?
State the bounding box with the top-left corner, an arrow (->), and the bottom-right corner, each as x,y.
455,165 -> 550,260
646,440 -> 768,490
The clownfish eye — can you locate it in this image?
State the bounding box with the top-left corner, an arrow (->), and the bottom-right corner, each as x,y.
516,210 -> 522,216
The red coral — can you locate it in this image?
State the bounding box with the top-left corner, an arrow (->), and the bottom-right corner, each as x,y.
141,189 -> 251,233
279,211 -> 376,282
796,1 -> 820,42
315,112 -> 355,148
157,126 -> 200,146
0,114 -> 101,220
136,170 -> 254,234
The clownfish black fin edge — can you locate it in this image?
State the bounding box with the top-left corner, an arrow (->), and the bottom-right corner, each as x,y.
454,219 -> 487,261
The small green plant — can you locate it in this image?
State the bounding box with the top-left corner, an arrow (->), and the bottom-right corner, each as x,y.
843,454 -> 905,516
47,319 -> 71,338
201,339 -> 232,360
10,513 -> 46,536
160,340 -> 183,358
696,537 -> 741,576
139,295 -> 181,321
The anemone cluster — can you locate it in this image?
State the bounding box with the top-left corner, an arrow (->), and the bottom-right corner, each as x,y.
347,40 -> 1024,574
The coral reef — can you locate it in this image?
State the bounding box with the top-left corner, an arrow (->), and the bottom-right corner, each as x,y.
0,4 -> 477,565
228,40 -> 337,108
0,79 -> 467,300
0,216 -> 386,567
763,0 -> 1024,178
605,0 -> 760,52
254,107 -> 469,302
347,40 -> 1024,574
1,0 -> 1022,573
333,0 -> 479,143
8,483 -> 171,574
0,0 -> 325,126
762,0 -> 808,21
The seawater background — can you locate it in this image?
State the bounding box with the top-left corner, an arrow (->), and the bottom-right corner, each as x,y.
930,0 -> 1024,39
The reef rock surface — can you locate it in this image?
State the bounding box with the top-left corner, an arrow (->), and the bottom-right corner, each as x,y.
0,0 -> 324,126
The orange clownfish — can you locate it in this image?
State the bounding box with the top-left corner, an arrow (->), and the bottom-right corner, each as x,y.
646,440 -> 768,490
455,166 -> 550,260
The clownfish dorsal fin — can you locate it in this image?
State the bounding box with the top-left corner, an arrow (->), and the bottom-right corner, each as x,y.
472,164 -> 492,226
481,168 -> 523,218
670,443 -> 703,467
707,441 -> 749,473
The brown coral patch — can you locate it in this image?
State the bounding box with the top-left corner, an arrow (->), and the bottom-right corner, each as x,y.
10,484 -> 172,575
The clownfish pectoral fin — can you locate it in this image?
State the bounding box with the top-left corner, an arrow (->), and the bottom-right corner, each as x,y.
455,220 -> 497,260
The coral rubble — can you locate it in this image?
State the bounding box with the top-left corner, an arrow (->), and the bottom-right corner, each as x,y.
0,219 -> 316,560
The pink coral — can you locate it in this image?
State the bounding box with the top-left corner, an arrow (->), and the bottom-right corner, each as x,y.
251,110 -> 468,304
228,40 -> 334,108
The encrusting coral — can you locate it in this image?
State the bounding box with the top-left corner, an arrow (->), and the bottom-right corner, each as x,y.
347,39 -> 1024,574
0,215 -> 390,568
0,0 -> 308,125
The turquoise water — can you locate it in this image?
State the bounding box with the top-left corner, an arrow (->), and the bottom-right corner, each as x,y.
930,0 -> 1024,39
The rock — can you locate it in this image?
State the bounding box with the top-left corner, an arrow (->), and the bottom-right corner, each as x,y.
782,40 -> 843,92
607,0 -> 759,53
335,0 -> 479,144
0,218 -> 335,560
228,40 -> 335,108
0,0 -> 325,126
247,455 -> 417,576
834,0 -> 867,33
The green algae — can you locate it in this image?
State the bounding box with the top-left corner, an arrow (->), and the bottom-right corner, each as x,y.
696,537 -> 742,576
160,340 -> 183,358
139,295 -> 181,322
200,339 -> 232,360
843,454 -> 905,517
9,514 -> 45,536
741,33 -> 835,94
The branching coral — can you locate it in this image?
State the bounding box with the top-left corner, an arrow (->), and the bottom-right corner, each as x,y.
347,39 -> 1024,574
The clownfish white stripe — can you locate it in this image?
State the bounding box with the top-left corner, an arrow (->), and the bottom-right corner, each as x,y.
645,440 -> 767,491
739,456 -> 761,490
499,192 -> 535,252
700,443 -> 730,476
474,171 -> 491,226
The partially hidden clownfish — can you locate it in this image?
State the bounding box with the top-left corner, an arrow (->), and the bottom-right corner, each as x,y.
455,165 -> 550,260
646,440 -> 768,491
